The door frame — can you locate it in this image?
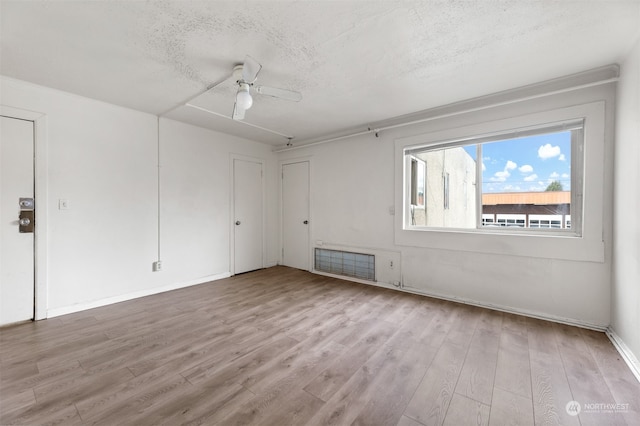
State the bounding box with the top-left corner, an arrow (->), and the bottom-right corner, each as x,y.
229,154 -> 266,276
1,105 -> 48,321
279,156 -> 312,271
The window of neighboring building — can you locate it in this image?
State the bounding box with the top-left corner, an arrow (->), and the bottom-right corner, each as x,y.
403,120 -> 583,235
409,156 -> 426,225
443,172 -> 450,210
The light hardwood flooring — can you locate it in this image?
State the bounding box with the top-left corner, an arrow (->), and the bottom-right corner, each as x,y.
1,266 -> 639,425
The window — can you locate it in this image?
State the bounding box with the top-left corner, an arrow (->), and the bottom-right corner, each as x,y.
395,97 -> 606,262
443,172 -> 450,210
403,120 -> 583,235
409,157 -> 426,207
409,157 -> 426,225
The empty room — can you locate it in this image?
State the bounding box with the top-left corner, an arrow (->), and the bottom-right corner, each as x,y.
1,1 -> 639,425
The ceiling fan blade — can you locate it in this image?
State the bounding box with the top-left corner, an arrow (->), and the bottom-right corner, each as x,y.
232,101 -> 245,121
242,55 -> 262,83
255,85 -> 302,102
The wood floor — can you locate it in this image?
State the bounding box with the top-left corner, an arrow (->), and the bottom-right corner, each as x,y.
1,267 -> 639,426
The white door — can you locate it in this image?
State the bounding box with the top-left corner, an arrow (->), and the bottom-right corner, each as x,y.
233,159 -> 263,274
1,116 -> 35,325
282,161 -> 310,270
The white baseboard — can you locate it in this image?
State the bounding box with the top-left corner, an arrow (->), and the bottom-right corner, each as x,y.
312,269 -> 382,287
400,285 -> 608,331
311,269 -> 607,331
47,272 -> 231,318
606,328 -> 640,383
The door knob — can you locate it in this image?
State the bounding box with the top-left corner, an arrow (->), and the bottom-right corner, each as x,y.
303,220 -> 309,224
18,210 -> 35,233
235,221 -> 241,225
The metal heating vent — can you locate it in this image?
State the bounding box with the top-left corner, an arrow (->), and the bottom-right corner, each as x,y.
314,248 -> 375,281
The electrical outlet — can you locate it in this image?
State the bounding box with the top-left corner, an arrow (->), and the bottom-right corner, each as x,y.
152,261 -> 162,272
58,199 -> 70,210
389,260 -> 394,269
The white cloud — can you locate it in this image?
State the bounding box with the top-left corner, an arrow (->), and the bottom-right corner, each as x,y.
482,162 -> 486,172
538,143 -> 562,160
559,154 -> 566,161
524,174 -> 539,182
503,184 -> 521,191
490,170 -> 510,182
550,172 -> 560,179
518,164 -> 533,173
485,183 -> 499,190
489,160 -> 517,182
561,173 -> 569,178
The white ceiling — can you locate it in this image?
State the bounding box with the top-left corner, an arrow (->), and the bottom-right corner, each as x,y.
1,1 -> 639,147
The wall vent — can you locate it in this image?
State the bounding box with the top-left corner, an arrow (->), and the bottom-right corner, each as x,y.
314,248 -> 375,281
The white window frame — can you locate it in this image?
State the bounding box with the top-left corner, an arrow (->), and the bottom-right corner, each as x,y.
403,120 -> 583,237
394,101 -> 606,262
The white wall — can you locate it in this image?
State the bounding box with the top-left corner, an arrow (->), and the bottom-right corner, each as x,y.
159,118 -> 279,283
0,76 -> 277,317
612,38 -> 640,368
278,80 -> 616,328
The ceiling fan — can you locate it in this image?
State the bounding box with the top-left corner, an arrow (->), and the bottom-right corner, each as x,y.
175,55 -> 302,140
229,55 -> 302,120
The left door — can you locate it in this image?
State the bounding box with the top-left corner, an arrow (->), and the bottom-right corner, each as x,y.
233,158 -> 263,274
1,116 -> 35,325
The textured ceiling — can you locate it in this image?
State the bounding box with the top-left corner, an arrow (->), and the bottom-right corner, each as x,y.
1,1 -> 639,146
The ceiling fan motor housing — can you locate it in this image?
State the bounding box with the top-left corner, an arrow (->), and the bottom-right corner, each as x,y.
232,64 -> 245,83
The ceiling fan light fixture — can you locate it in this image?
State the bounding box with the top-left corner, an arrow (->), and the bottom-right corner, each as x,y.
236,83 -> 253,110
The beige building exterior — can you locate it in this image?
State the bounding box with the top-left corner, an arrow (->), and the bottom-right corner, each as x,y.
410,147 -> 477,228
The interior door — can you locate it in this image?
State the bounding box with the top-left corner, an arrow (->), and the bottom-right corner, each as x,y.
282,161 -> 310,270
1,116 -> 35,325
233,158 -> 263,274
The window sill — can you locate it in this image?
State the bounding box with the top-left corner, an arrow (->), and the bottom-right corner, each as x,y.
404,225 -> 579,238
395,227 -> 604,262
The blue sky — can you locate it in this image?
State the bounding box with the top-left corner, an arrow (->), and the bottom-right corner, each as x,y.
464,131 -> 572,193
